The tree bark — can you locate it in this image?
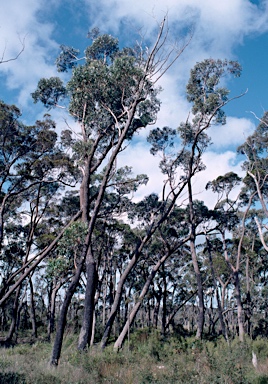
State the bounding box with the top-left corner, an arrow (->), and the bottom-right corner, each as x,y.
206,237 -> 228,340
190,238 -> 204,340
77,249 -> 97,350
234,270 -> 244,342
161,264 -> 167,336
29,277 -> 37,338
5,288 -> 20,344
50,261 -> 83,366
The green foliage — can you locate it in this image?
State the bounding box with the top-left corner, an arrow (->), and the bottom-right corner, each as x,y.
1,336 -> 268,384
253,337 -> 268,359
32,32 -> 160,150
56,45 -> 80,72
32,77 -> 66,107
147,126 -> 177,156
85,34 -> 119,63
186,59 -> 242,123
46,221 -> 88,279
0,372 -> 26,384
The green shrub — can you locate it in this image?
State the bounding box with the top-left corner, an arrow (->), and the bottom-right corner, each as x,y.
0,372 -> 26,384
253,338 -> 268,359
252,376 -> 268,384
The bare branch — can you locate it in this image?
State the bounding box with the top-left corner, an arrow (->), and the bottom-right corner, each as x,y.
0,34 -> 26,64
255,216 -> 268,252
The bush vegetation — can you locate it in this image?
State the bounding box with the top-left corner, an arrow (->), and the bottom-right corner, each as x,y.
0,331 -> 268,383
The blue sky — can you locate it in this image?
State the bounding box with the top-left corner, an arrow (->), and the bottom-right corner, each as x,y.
1,0 -> 268,206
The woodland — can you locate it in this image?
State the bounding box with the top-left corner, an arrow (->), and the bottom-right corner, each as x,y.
0,18 -> 268,383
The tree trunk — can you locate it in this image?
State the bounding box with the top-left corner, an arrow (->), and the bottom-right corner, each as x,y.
101,249 -> 139,349
5,288 -> 20,344
153,293 -> 161,329
77,250 -> 97,350
47,280 -> 63,340
206,237 -> 228,340
29,277 -> 37,338
50,261 -> 83,366
234,270 -> 244,342
190,239 -> 204,339
161,264 -> 167,336
114,253 -> 169,350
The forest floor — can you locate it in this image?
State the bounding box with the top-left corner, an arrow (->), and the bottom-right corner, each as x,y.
0,331 -> 268,383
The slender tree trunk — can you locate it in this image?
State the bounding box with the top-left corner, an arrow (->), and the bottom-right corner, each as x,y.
153,293 -> 161,329
29,277 -> 37,338
78,249 -> 97,350
161,264 -> 167,336
47,280 -> 63,340
245,240 -> 254,336
5,288 -> 21,344
114,252 -> 170,350
50,261 -> 83,366
165,290 -> 197,332
234,270 -> 244,342
190,238 -> 204,339
101,248 -> 140,349
206,237 -> 228,340
48,286 -> 57,339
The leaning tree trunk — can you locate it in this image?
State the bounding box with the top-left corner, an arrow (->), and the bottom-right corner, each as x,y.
5,287 -> 21,344
113,266 -> 158,350
29,277 -> 37,338
50,261 -> 83,366
234,270 -> 244,342
77,249 -> 97,350
101,246 -> 141,349
114,250 -> 173,350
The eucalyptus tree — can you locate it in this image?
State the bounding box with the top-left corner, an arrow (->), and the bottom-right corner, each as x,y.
0,102 -> 76,343
32,18 -> 191,364
177,59 -> 243,339
113,206 -> 191,350
238,112 -> 268,251
206,171 -> 259,341
101,58 -> 244,347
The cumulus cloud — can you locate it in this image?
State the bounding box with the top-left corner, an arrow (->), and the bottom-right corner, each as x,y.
117,142 -> 164,201
117,138 -> 244,208
209,116 -> 255,150
1,0 -> 266,204
191,151 -> 244,208
0,0 -> 59,108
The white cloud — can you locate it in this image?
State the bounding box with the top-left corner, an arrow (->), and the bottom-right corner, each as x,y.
117,142 -> 164,201
191,151 -> 244,208
0,0 -> 265,206
117,138 -> 245,208
0,0 -> 59,107
209,116 -> 255,149
84,0 -> 268,53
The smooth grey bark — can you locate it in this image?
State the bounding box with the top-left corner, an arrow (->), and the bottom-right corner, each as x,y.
206,237 -> 228,340
234,270 -> 244,342
77,249 -> 97,350
161,263 -> 167,336
0,210 -> 82,307
187,172 -> 204,339
29,277 -> 37,338
113,252 -> 169,350
5,288 -> 20,344
50,261 -> 83,366
113,238 -> 190,349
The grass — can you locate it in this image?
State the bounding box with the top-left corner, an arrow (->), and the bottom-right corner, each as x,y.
0,331 -> 268,383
